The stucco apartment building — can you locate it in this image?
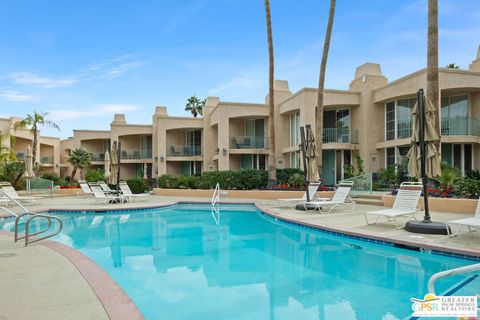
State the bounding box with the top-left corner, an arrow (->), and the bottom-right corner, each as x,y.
55,46 -> 480,184
0,117 -> 61,174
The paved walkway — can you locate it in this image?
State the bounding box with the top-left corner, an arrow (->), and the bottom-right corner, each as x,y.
1,193 -> 479,319
0,234 -> 108,320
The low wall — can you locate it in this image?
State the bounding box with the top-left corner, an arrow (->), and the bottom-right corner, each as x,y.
382,195 -> 478,214
153,188 -> 335,200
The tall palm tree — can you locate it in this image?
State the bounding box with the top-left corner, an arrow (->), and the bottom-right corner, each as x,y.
427,0 -> 440,148
264,0 -> 276,187
315,0 -> 336,181
14,111 -> 60,163
68,148 -> 92,180
185,96 -> 205,118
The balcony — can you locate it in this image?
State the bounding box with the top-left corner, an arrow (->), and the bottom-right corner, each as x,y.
441,118 -> 480,137
91,153 -> 106,161
323,128 -> 358,144
230,136 -> 269,149
167,145 -> 202,157
120,149 -> 153,160
40,156 -> 53,165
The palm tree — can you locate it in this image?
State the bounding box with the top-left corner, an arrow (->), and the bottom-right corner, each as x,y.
0,132 -> 16,163
14,111 -> 60,163
315,0 -> 336,181
446,63 -> 460,69
264,0 -> 276,187
185,96 -> 205,118
427,0 -> 440,148
68,148 -> 92,180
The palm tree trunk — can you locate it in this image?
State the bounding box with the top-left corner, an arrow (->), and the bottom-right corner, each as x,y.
315,0 -> 336,182
427,0 -> 440,150
32,129 -> 38,165
71,167 -> 77,181
264,0 -> 276,187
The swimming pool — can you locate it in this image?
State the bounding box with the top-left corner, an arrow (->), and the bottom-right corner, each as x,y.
3,203 -> 480,319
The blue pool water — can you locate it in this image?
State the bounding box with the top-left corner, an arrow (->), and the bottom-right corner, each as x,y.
2,204 -> 480,320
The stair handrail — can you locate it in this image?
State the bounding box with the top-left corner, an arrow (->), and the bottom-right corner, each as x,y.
212,183 -> 220,206
24,214 -> 63,246
0,188 -> 29,216
428,263 -> 480,294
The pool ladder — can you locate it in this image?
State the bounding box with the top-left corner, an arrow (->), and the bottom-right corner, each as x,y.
1,189 -> 63,246
212,183 -> 220,206
428,263 -> 480,294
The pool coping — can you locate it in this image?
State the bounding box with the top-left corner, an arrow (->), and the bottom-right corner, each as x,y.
0,229 -> 144,320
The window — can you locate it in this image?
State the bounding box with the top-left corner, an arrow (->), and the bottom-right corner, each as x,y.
442,143 -> 473,175
241,154 -> 266,170
396,98 -> 416,139
386,148 -> 395,168
441,95 -> 468,135
181,161 -> 202,176
245,119 -> 265,148
385,102 -> 395,140
186,130 -> 201,156
289,112 -> 300,147
290,151 -> 300,169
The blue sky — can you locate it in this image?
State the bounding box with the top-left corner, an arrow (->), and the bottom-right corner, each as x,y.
0,0 -> 478,138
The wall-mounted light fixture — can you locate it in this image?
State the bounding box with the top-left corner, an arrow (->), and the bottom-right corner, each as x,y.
160,156 -> 164,162
215,148 -> 220,155
154,156 -> 158,161
222,148 -> 227,155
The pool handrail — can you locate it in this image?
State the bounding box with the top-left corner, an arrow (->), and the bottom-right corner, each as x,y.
428,263 -> 480,294
212,183 -> 220,206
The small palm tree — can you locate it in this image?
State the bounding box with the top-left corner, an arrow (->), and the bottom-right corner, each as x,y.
446,63 -> 460,69
185,96 -> 205,118
14,111 -> 60,163
68,148 -> 92,180
0,132 -> 16,163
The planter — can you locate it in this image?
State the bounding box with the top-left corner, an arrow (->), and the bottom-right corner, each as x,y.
153,188 -> 335,200
382,195 -> 478,214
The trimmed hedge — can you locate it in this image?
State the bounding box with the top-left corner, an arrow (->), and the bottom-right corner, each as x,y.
126,178 -> 149,194
157,169 -> 305,190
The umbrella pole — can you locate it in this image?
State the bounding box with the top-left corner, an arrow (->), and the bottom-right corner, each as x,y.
299,126 -> 309,202
405,89 -> 449,235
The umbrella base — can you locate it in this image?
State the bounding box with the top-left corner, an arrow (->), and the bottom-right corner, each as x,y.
405,220 -> 450,235
295,203 -> 318,211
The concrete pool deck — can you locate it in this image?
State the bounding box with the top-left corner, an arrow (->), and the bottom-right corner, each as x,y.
1,194 -> 479,319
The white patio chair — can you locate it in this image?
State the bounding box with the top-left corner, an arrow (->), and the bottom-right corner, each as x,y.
97,181 -> 116,194
90,184 -> 126,204
447,197 -> 480,237
78,180 -> 93,197
364,181 -> 423,228
119,181 -> 149,203
303,181 -> 355,214
0,181 -> 43,203
279,182 -> 321,208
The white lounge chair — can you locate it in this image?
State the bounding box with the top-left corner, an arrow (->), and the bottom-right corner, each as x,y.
303,182 -> 355,214
97,181 -> 116,194
0,182 -> 43,203
78,180 -> 93,197
447,198 -> 480,237
364,182 -> 423,228
90,184 -> 126,204
279,182 -> 321,207
119,181 -> 149,203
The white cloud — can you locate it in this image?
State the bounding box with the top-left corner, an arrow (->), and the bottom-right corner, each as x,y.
209,72 -> 265,95
48,104 -> 139,120
9,72 -> 76,88
85,54 -> 144,80
0,90 -> 33,101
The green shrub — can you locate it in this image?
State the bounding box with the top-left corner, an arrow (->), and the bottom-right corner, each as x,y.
85,169 -> 105,183
455,177 -> 480,199
0,161 -> 25,188
288,173 -> 305,188
276,168 -> 304,185
126,178 -> 149,194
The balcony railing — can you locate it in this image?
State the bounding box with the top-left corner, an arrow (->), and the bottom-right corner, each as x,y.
91,153 -> 106,161
167,145 -> 202,157
120,149 -> 153,159
441,117 -> 480,137
230,136 -> 269,149
40,156 -> 53,164
323,128 -> 358,144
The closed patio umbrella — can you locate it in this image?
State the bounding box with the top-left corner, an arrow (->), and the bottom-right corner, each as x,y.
104,151 -> 111,180
143,162 -> 148,180
305,126 -> 319,182
405,89 -> 447,235
24,145 -> 35,179
109,143 -> 117,185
